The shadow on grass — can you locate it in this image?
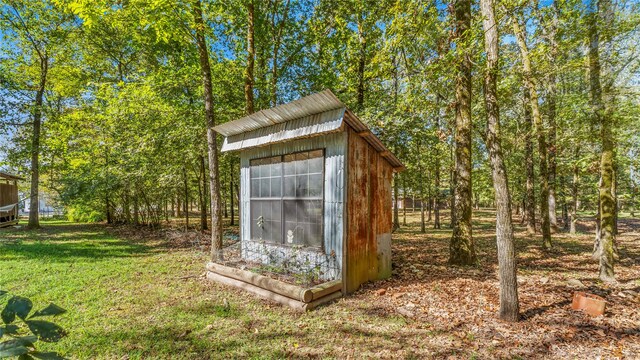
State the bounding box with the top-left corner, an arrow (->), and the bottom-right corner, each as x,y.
0,222 -> 153,262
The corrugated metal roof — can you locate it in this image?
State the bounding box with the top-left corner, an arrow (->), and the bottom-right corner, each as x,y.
213,90 -> 404,171
0,172 -> 24,181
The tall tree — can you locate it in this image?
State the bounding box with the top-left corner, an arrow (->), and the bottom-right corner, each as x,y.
193,0 -> 223,259
589,0 -> 615,282
523,91 -> 536,234
513,12 -> 552,249
0,1 -> 71,228
449,0 -> 476,265
480,0 -> 519,321
244,1 -> 256,114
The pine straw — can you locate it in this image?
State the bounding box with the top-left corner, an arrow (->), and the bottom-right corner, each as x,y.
356,211 -> 640,359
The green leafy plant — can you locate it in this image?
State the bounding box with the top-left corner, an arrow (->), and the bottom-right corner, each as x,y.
0,290 -> 67,359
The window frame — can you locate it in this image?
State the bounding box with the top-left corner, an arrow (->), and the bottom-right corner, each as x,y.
249,149 -> 325,250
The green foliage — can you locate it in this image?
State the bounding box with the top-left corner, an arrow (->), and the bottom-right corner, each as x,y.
0,291 -> 67,359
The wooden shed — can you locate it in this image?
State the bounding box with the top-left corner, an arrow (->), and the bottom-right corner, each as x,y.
0,172 -> 23,228
207,90 -> 403,309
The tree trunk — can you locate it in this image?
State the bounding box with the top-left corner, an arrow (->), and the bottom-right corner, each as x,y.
194,0 -> 223,260
481,0 -> 519,321
523,91 -> 536,234
356,19 -> 366,111
544,5 -> 560,234
513,16 -> 552,249
200,155 -> 208,231
434,99 -> 442,229
230,159 -> 235,226
244,1 -> 255,114
28,56 -> 48,228
393,174 -> 400,231
270,0 -> 290,107
417,140 -> 425,233
588,0 -> 615,282
184,166 -> 189,230
402,177 -> 407,226
449,0 -> 476,265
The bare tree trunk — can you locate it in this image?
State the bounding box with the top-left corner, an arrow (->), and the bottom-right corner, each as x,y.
356,17 -> 366,111
449,0 -> 475,265
200,155 -> 208,231
588,0 -> 615,282
481,0 -> 519,321
230,159 -> 235,226
513,15 -> 552,249
393,174 -> 400,231
244,1 -> 255,114
28,56 -> 48,228
523,91 -> 536,234
434,103 -> 442,229
270,0 -> 290,106
184,166 -> 189,230
194,0 -> 223,260
418,140 -> 426,233
403,176 -> 407,226
570,148 -> 580,234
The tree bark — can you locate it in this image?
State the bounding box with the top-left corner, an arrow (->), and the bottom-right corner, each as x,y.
570,147 -> 580,234
513,16 -> 552,249
434,99 -> 442,229
230,159 -> 235,226
28,56 -> 48,228
194,0 -> 223,260
393,174 -> 400,231
356,18 -> 366,111
588,0 -> 615,282
481,0 -> 519,321
270,0 -> 290,106
244,1 -> 255,114
523,91 -> 536,234
200,155 -> 208,231
449,0 -> 476,265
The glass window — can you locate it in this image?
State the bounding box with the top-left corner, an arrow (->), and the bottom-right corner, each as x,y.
249,150 -> 324,248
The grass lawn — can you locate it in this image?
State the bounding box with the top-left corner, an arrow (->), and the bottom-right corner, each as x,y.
1,212 -> 639,359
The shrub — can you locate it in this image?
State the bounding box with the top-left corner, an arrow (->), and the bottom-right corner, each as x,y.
0,290 -> 67,359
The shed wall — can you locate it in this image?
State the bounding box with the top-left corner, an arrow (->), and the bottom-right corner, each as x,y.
0,182 -> 18,207
345,126 -> 393,293
239,132 -> 347,280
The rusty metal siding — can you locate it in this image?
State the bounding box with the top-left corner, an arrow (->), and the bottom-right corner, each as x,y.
345,126 -> 394,293
239,131 -> 348,275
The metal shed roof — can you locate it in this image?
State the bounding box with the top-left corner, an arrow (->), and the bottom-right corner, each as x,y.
212,90 -> 404,170
0,172 -> 25,181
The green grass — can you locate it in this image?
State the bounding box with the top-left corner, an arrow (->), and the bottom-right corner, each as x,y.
0,220 -> 408,359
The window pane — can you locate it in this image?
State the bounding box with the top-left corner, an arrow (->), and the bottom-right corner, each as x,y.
308,174 -> 323,197
251,200 -> 281,243
308,156 -> 323,174
251,179 -> 259,197
295,157 -> 307,174
284,156 -> 295,175
283,200 -> 323,248
284,176 -> 295,197
296,175 -> 308,197
260,178 -> 270,197
270,177 -> 281,197
271,162 -> 282,176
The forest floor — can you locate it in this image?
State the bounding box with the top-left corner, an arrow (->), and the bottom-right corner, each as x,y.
0,211 -> 638,359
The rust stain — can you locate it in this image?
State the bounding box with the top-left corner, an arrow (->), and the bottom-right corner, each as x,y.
346,126 -> 394,293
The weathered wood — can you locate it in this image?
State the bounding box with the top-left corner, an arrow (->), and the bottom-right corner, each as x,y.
206,270 -> 342,311
206,271 -> 307,310
303,289 -> 343,311
206,262 -> 313,302
309,279 -> 342,301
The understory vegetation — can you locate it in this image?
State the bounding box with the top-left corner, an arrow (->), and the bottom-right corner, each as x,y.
1,213 -> 638,359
